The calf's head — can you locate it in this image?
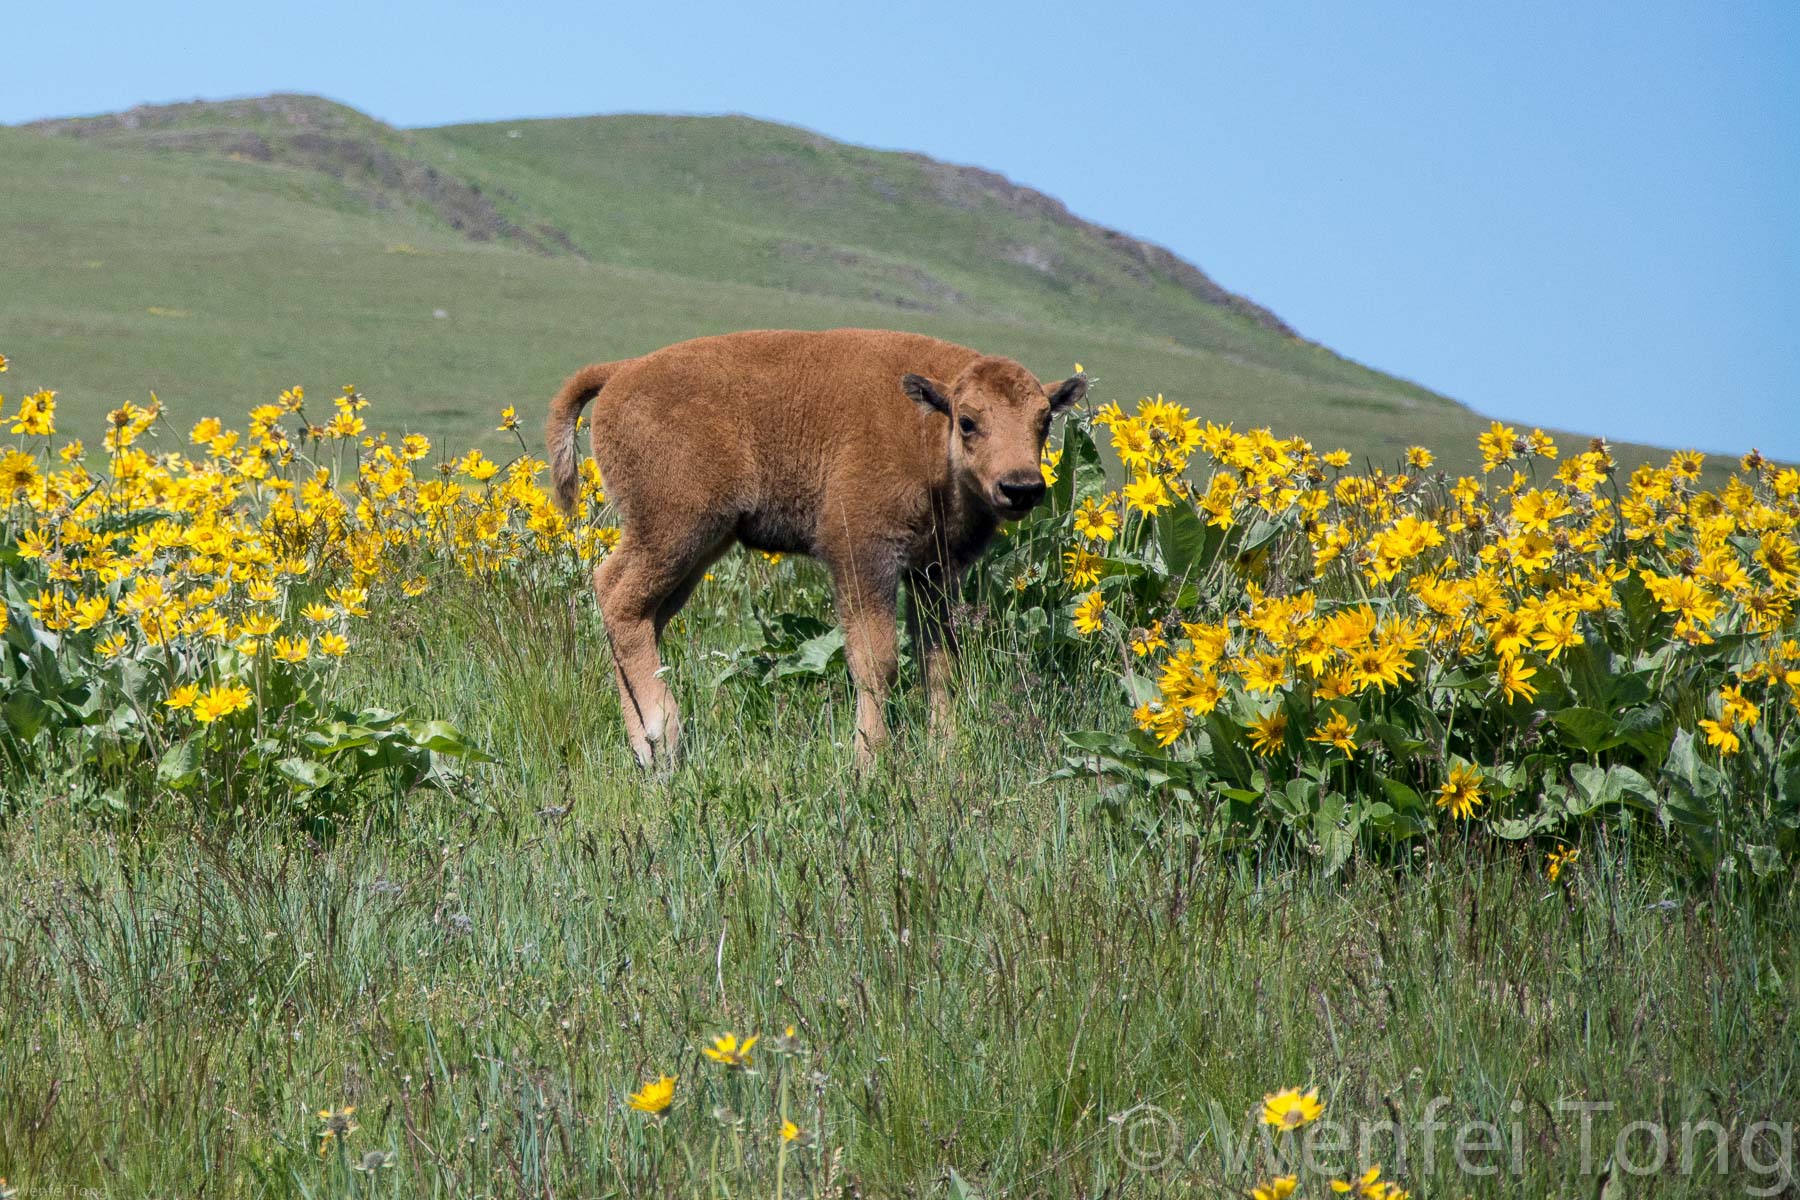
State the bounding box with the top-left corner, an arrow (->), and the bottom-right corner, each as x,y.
903,357 -> 1087,520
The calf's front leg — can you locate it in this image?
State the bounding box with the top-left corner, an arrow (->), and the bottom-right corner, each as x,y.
905,568 -> 959,732
831,554 -> 900,772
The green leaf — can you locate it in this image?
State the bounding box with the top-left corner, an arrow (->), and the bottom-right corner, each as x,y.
1121,671 -> 1158,706
1742,844 -> 1782,878
1492,812 -> 1559,840
3,691 -> 54,742
402,719 -> 495,762
1553,708 -> 1616,755
156,739 -> 201,788
303,722 -> 379,754
769,627 -> 844,679
1363,721 -> 1428,761
1381,778 -> 1427,813
1155,500 -> 1218,581
276,756 -> 334,790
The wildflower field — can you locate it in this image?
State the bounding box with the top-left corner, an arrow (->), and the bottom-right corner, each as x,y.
2,352 -> 1797,1197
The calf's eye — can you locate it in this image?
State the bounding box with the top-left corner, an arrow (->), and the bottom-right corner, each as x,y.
959,417 -> 977,436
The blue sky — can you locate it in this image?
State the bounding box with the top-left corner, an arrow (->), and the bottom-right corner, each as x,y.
8,1 -> 1797,456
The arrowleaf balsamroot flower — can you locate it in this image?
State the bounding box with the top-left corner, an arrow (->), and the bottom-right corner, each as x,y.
1072,590 -> 1106,635
1245,709 -> 1288,756
1260,1086 -> 1324,1131
627,1074 -> 676,1115
703,1033 -> 758,1069
1436,763 -> 1485,820
192,682 -> 253,723
1309,712 -> 1357,759
1495,654 -> 1538,704
316,1106 -> 358,1156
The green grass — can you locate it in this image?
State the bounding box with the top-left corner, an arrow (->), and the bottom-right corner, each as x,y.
0,96 -> 1709,475
3,560 -> 1795,1197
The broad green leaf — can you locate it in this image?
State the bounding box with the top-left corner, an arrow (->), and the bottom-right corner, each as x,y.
1381,778 -> 1426,813
156,739 -> 200,788
1155,500 -> 1217,581
1553,708 -> 1616,755
276,756 -> 334,790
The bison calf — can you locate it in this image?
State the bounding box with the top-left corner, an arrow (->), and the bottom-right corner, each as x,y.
546,328 -> 1085,771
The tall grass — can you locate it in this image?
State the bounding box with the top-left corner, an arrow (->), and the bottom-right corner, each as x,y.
3,563 -> 1795,1198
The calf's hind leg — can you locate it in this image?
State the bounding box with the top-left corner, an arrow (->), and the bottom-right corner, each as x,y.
592,531 -> 724,771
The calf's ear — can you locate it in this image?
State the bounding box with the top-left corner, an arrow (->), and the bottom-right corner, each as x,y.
1046,374 -> 1089,414
902,373 -> 952,416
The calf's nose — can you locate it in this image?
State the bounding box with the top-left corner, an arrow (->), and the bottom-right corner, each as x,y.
998,476 -> 1047,509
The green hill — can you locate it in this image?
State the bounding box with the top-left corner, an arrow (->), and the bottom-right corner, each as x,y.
0,94 -> 1644,470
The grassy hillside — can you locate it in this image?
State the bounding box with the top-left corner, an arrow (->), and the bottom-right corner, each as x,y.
0,93 -> 1676,473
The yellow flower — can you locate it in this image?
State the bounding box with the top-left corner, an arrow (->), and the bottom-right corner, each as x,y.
1309,712 -> 1357,759
702,1033 -> 758,1069
1531,608 -> 1582,661
164,683 -> 201,711
626,1074 -> 676,1115
71,593 -> 110,632
1130,628 -> 1167,658
1479,420 -> 1521,472
1,448 -> 38,494
1064,546 -> 1103,587
10,389 -> 56,436
317,1106 -> 358,1156
1546,846 -> 1579,883
1669,449 -> 1704,480
274,635 -> 310,664
1123,473 -> 1170,516
1435,763 -> 1485,819
317,632 -> 351,657
1349,643 -> 1412,693
1146,702 -> 1188,746
1073,496 -> 1121,542
238,611 -> 281,639
781,1119 -> 801,1142
1260,1086 -> 1324,1131
1697,712 -> 1741,755
1495,655 -> 1538,704
1073,590 -> 1106,635
192,682 -> 254,723
301,602 -> 337,623
1330,1164 -> 1390,1197
1245,709 -> 1288,756
1323,449 -> 1352,469
1239,654 -> 1288,695
1405,446 -> 1434,470
1250,1177 -> 1298,1200
497,405 -> 520,431
325,410 -> 365,439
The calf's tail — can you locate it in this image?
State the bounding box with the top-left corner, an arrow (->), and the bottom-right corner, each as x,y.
546,362 -> 617,515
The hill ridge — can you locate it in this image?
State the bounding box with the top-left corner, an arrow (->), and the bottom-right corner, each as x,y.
24,93 -> 1294,339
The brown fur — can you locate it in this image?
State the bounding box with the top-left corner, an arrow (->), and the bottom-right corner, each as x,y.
546,328 -> 1085,771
